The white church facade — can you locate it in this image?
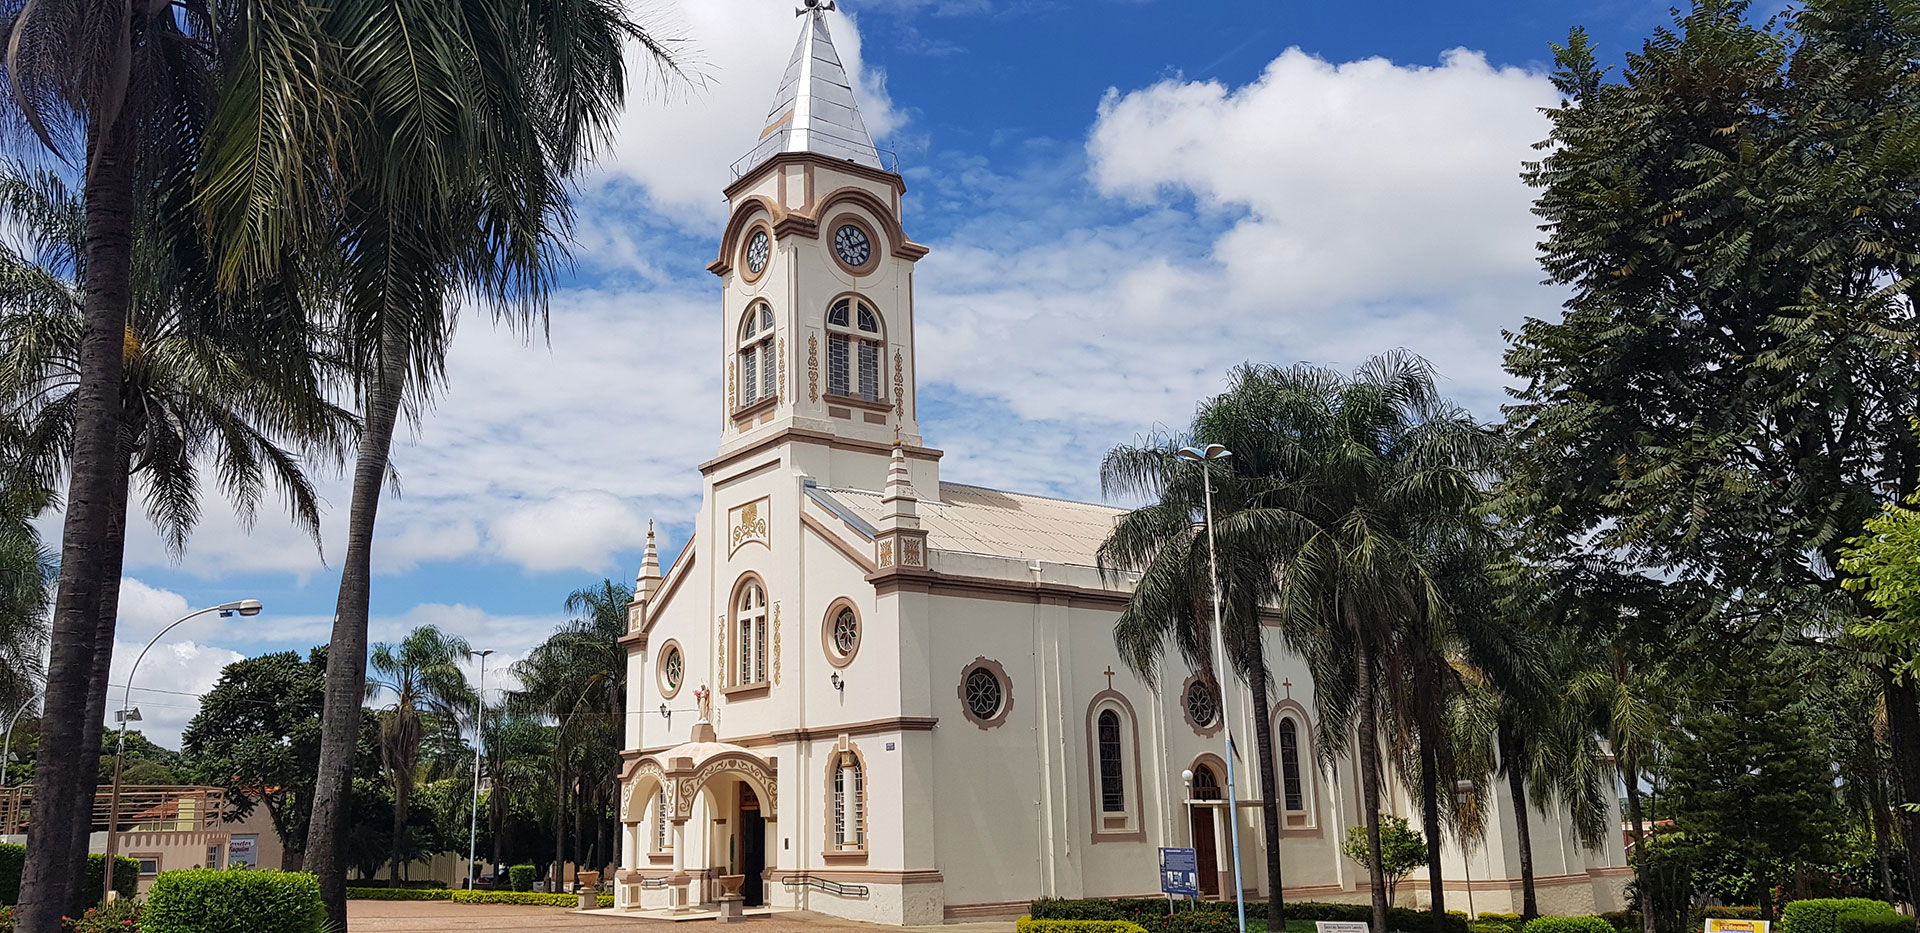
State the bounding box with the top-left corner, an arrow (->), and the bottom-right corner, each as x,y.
611,5 -> 1632,924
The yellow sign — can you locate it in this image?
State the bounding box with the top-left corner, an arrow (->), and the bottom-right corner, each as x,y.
1704,919 -> 1772,933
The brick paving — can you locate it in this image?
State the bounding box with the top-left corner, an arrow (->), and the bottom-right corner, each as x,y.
345,901 -> 1017,933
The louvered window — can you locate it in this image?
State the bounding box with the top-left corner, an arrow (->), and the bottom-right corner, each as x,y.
737,303 -> 776,407
825,298 -> 883,402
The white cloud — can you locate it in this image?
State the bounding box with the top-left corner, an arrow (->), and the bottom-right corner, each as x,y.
490,491 -> 650,574
597,0 -> 900,228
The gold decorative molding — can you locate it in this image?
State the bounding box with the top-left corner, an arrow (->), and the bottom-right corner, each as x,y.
728,498 -> 770,555
893,351 -> 904,416
726,361 -> 736,428
807,333 -> 819,403
878,540 -> 893,568
772,601 -> 783,685
903,537 -> 923,567
779,337 -> 787,398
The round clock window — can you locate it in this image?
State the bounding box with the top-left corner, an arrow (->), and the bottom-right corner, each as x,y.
745,229 -> 771,276
833,224 -> 872,268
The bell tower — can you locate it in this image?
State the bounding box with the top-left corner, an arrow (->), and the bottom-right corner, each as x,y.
707,0 -> 934,492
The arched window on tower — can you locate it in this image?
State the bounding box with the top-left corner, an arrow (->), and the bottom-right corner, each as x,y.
825,298 -> 882,402
830,747 -> 866,852
734,579 -> 768,685
738,303 -> 776,407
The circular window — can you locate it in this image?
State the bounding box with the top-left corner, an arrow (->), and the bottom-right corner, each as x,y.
833,609 -> 858,655
1180,674 -> 1221,737
1184,680 -> 1217,727
958,657 -> 1012,728
656,640 -> 685,699
966,669 -> 1001,719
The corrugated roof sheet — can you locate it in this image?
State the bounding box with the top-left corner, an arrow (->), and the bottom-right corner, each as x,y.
740,11 -> 883,173
813,482 -> 1126,568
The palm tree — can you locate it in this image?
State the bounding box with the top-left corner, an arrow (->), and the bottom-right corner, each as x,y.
0,0 -> 218,913
508,580 -> 631,887
366,625 -> 474,887
1098,377 -> 1308,929
0,427 -> 51,718
481,711 -> 550,882
192,3 -> 689,918
1230,351 -> 1498,933
0,161 -> 346,924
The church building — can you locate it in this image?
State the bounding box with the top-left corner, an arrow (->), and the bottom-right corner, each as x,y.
612,4 -> 1631,923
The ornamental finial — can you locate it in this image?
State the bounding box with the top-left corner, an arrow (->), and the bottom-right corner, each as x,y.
796,0 -> 836,15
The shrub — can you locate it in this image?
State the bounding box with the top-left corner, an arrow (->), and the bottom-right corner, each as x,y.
1027,899 -> 1467,933
1697,908 -> 1767,923
452,889 -> 590,907
1781,900 -> 1896,933
0,845 -> 19,905
62,900 -> 141,933
141,868 -> 326,933
1600,911 -> 1642,933
599,894 -> 614,908
80,855 -> 138,907
1521,916 -> 1620,933
346,887 -> 453,901
1019,919 -> 1151,933
509,864 -> 536,893
1838,912 -> 1916,933
1473,924 -> 1517,933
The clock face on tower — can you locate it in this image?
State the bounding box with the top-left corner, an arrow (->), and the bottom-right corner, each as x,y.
745,230 -> 771,275
833,224 -> 872,268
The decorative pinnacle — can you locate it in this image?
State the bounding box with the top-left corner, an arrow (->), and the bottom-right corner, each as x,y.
796,0 -> 836,15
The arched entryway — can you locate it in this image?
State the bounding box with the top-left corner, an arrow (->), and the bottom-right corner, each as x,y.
616,728 -> 778,913
1187,761 -> 1223,898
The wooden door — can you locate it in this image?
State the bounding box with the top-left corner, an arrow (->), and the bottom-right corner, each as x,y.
1191,807 -> 1219,897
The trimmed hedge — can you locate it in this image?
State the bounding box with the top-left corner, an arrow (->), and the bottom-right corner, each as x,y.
1600,911 -> 1641,933
1522,917 -> 1618,933
509,864 -> 536,892
1029,898 -> 1470,933
1781,900 -> 1897,933
0,845 -> 135,907
1020,919 -> 1151,933
450,889 -> 614,908
346,886 -> 453,900
1701,908 -> 1768,923
141,868 -> 326,933
1838,911 -> 1917,933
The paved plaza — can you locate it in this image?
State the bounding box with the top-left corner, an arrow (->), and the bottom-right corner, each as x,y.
344,901 -> 1017,933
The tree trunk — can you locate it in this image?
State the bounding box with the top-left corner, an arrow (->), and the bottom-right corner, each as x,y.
1247,665 -> 1286,926
1883,672 -> 1920,912
64,459 -> 129,916
305,339 -> 409,930
1358,643 -> 1390,933
1421,736 -> 1445,919
1623,748 -> 1654,933
573,773 -> 585,884
389,772 -> 410,888
1870,774 -> 1895,904
1502,728 -> 1539,921
16,113 -> 135,933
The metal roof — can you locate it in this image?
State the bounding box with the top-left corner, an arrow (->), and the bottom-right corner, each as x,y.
812,482 -> 1128,568
737,8 -> 884,175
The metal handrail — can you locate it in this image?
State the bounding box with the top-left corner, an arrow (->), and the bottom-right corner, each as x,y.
781,876 -> 869,898
730,127 -> 899,179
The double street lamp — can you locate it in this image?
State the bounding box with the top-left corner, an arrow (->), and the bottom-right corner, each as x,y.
103,599 -> 263,901
1176,443 -> 1247,933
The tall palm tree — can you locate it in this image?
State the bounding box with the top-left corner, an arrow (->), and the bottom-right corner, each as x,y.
193,2 -> 688,918
0,424 -> 51,718
508,580 -> 631,887
0,0 -> 219,914
0,161 -> 345,925
366,624 -> 474,887
1098,375 -> 1311,929
481,710 -> 550,881
1221,351 -> 1498,933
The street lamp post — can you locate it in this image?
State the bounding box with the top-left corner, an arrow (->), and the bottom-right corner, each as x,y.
468,648 -> 494,890
1177,443 -> 1246,933
103,599 -> 262,901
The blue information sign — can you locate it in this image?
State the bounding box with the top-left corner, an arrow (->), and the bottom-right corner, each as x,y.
1159,847 -> 1200,897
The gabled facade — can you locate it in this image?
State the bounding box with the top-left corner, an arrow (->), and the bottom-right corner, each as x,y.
611,7 -> 1631,923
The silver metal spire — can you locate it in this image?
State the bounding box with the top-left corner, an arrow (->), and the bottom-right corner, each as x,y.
737,1 -> 883,175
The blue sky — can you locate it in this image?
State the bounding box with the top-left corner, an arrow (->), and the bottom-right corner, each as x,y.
96,0 -> 1714,745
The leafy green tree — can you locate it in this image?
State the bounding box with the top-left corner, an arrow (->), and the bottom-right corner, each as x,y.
1841,492 -> 1920,672
181,649 -> 329,869
366,625 -> 473,887
1506,0 -> 1920,897
1342,814 -> 1427,905
100,730 -> 181,785
1658,650 -> 1842,918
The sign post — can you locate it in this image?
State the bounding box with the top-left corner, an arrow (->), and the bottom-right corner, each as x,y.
1160,847 -> 1200,912
1317,923 -> 1373,933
